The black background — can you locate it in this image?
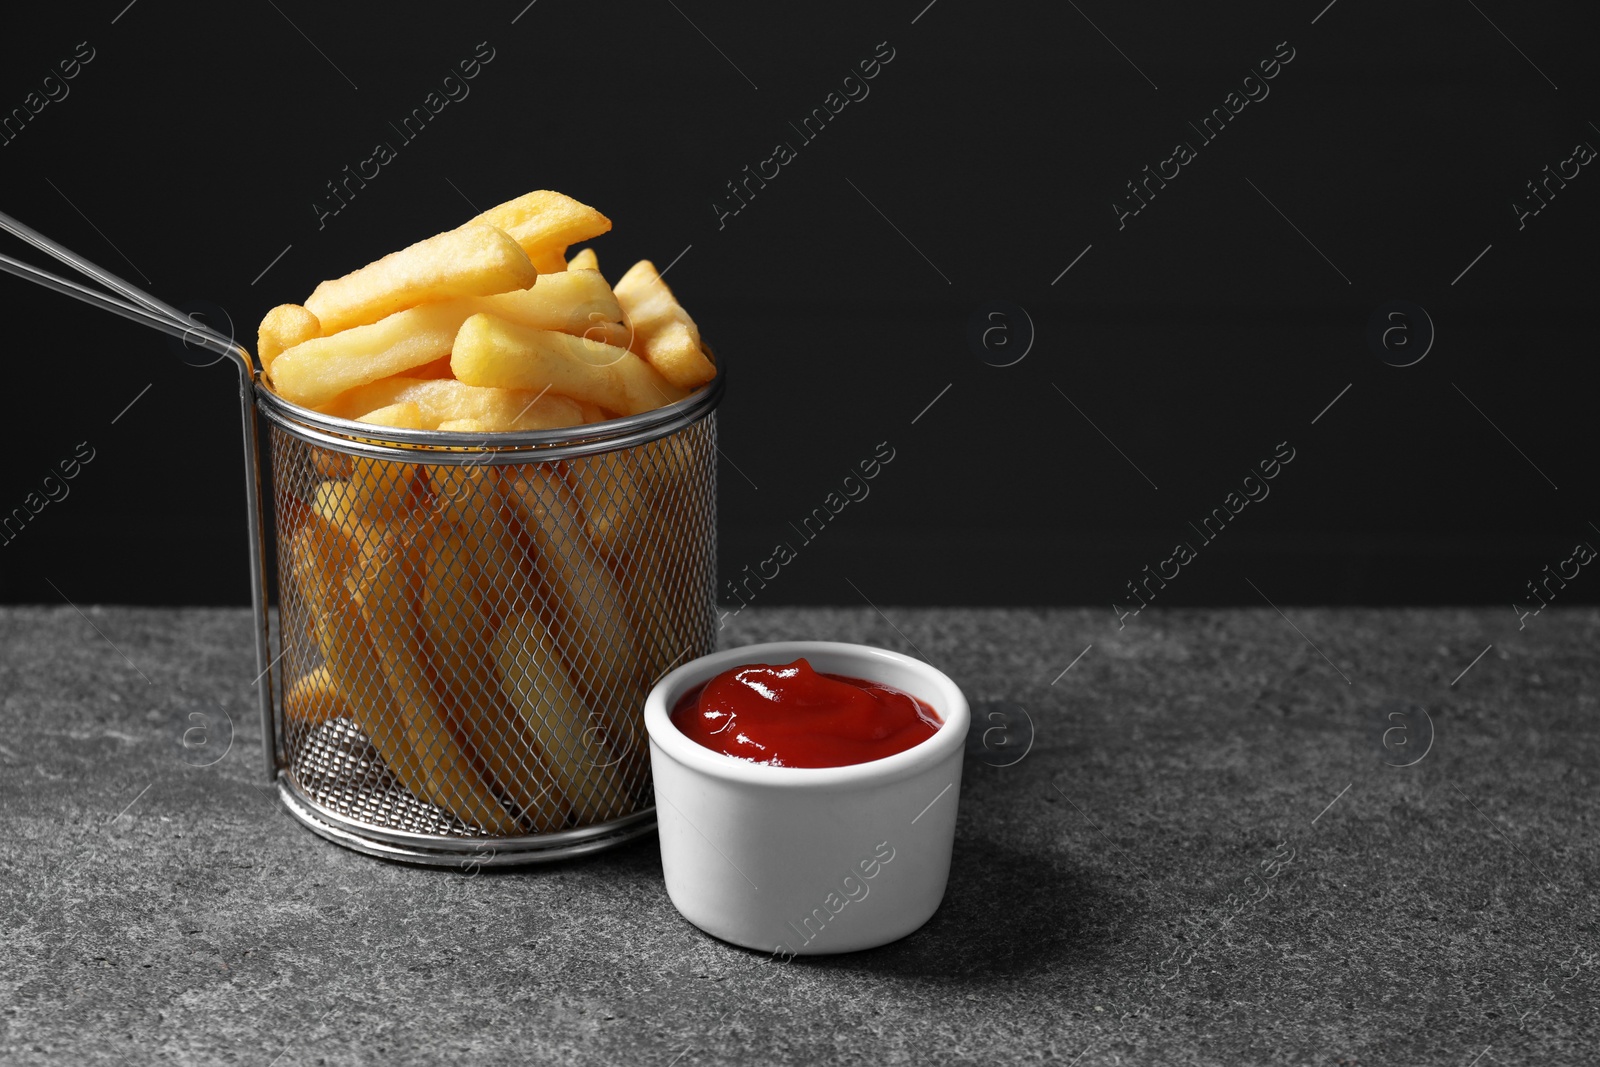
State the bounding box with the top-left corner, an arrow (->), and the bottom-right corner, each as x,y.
0,1 -> 1595,613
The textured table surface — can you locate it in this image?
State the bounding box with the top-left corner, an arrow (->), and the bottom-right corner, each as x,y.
1,605 -> 1596,1066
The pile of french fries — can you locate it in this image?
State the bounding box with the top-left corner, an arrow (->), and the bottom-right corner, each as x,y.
259,189 -> 715,427
263,190 -> 714,832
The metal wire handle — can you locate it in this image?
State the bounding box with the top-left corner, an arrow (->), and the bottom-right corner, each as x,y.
0,208 -> 277,782
0,209 -> 239,354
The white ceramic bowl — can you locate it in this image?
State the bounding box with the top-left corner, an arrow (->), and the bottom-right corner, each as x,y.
645,640 -> 968,956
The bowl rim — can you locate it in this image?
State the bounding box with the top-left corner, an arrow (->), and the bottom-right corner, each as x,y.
644,640 -> 969,788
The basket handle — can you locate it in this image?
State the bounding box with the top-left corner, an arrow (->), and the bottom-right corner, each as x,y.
0,211 -> 279,783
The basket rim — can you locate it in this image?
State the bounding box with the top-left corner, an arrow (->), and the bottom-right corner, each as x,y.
255,353 -> 724,464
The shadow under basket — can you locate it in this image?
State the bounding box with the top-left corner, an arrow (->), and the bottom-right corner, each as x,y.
256,371 -> 722,866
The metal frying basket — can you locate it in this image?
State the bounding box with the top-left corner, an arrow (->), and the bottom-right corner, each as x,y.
255,372 -> 722,866
0,209 -> 722,865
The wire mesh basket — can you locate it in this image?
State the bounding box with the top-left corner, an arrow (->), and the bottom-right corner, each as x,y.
256,373 -> 721,865
0,205 -> 723,865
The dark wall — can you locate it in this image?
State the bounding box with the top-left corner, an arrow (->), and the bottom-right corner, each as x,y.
1,1 -> 1595,612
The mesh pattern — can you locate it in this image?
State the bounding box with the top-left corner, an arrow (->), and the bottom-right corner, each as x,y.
271,417 -> 718,839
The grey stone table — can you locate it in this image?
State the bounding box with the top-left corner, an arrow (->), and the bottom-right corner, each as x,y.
2,605 -> 1596,1065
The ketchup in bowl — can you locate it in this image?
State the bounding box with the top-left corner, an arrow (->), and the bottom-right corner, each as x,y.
668,658 -> 942,768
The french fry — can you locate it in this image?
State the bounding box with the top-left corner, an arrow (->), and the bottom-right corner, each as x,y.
410,356 -> 456,379
452,314 -> 689,416
420,521 -> 571,832
451,314 -> 626,411
290,524 -> 517,833
568,451 -> 640,559
621,435 -> 708,662
347,523 -> 522,833
278,271 -> 625,410
499,470 -> 649,788
437,418 -> 490,433
305,223 -> 537,334
311,447 -> 353,481
356,401 -> 428,429
469,191 -> 611,273
325,376 -> 587,433
627,545 -> 702,668
310,457 -> 420,531
270,303 -> 466,408
500,469 -> 642,689
427,466 -> 536,628
257,304 -> 320,380
529,250 -> 567,274
572,317 -> 635,351
288,511 -> 361,595
475,269 -> 622,330
289,526 -> 387,736
493,613 -> 636,823
273,486 -> 315,550
613,259 -> 716,389
311,480 -> 386,533
621,435 -> 697,517
284,665 -> 347,726
569,452 -> 704,668
565,247 -> 599,273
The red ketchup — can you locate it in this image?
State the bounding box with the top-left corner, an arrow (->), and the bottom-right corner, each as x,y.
670,658 -> 942,768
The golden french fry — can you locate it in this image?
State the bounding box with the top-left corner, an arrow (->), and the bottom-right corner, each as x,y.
311,447 -> 354,481
290,525 -> 517,833
310,455 -> 420,531
347,524 -> 521,834
284,665 -> 347,725
493,613 -> 636,823
568,451 -> 640,559
420,521 -> 571,832
499,470 -> 648,787
311,480 -> 385,533
500,469 -> 641,680
324,376 -> 586,432
410,355 -> 456,379
270,303 -> 466,408
628,545 -> 701,667
257,304 -> 321,380
305,223 -> 537,334
356,401 -> 428,429
469,191 -> 611,271
426,466 -> 537,628
622,435 -> 708,661
636,559 -> 694,668
277,270 -> 625,410
569,451 -> 704,668
565,247 -> 599,273
475,269 -> 622,330
622,435 -> 697,517
568,453 -> 693,665
288,512 -> 360,597
613,259 -> 716,389
570,317 -> 634,351
529,250 -> 567,274
452,314 -> 688,416
290,526 -> 387,725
